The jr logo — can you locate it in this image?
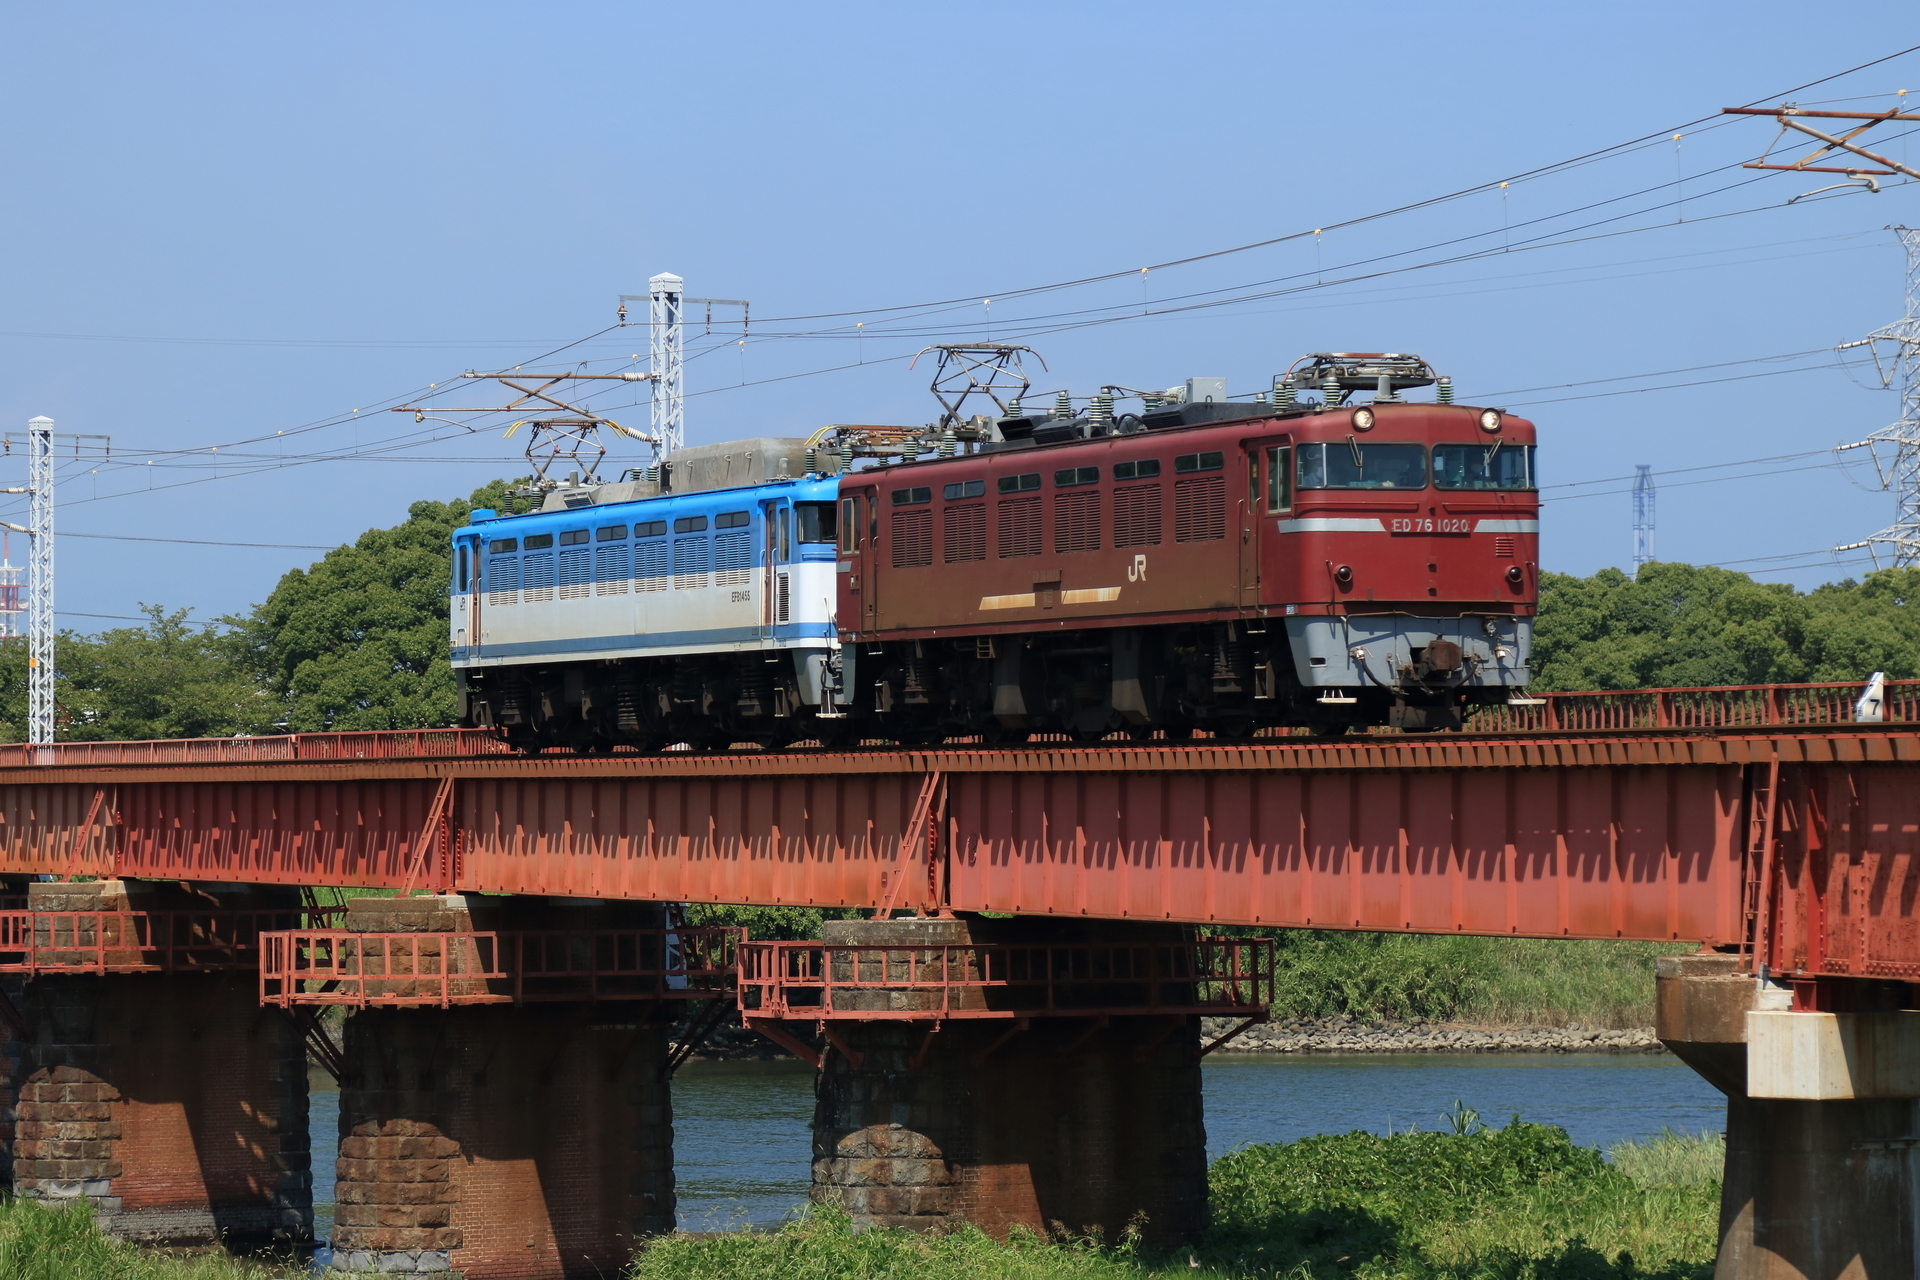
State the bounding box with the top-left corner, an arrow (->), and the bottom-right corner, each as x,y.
1127,554 -> 1147,583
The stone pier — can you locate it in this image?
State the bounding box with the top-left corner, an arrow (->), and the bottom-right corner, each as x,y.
9,880 -> 310,1247
1657,953 -> 1920,1280
327,895 -> 676,1279
806,917 -> 1210,1246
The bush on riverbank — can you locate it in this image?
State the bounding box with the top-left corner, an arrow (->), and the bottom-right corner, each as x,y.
1257,931 -> 1693,1029
634,1120 -> 1720,1280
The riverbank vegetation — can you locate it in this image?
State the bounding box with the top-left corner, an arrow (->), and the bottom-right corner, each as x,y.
634,1120 -> 1722,1280
0,1120 -> 1722,1279
0,1198 -> 282,1280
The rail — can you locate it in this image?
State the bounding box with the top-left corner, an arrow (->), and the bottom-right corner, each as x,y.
0,910 -> 309,974
258,926 -> 742,1008
737,938 -> 1275,1021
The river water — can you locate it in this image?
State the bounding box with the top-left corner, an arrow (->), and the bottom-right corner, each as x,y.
311,1052 -> 1727,1237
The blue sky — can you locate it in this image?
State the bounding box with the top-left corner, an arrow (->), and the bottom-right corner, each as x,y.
2,2 -> 1917,627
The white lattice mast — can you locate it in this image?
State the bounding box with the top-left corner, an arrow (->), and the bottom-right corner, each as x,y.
1841,228 -> 1920,568
649,273 -> 685,456
26,417 -> 53,746
1876,226 -> 1920,567
0,535 -> 23,641
1632,465 -> 1655,567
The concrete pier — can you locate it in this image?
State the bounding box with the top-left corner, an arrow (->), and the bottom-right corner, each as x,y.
1656,953 -> 1920,1280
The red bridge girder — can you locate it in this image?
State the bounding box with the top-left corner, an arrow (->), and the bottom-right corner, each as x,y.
0,718 -> 1915,980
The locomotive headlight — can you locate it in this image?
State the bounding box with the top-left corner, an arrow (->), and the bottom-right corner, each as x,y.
1334,564 -> 1354,585
1478,408 -> 1503,433
1350,407 -> 1375,432
1506,566 -> 1525,586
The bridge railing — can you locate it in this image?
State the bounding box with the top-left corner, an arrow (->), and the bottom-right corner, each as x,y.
0,679 -> 1908,766
737,938 -> 1275,1021
0,727 -> 513,768
257,926 -> 742,1008
0,909 -> 309,974
1465,678 -> 1919,735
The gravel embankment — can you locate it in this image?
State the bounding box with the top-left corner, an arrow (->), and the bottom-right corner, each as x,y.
1203,1015 -> 1665,1054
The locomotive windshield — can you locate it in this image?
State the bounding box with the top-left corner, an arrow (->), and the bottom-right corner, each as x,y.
1433,443 -> 1536,490
1296,442 -> 1428,490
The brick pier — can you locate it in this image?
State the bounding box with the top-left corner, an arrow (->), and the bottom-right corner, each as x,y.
804,918 -> 1212,1246
8,880 -> 310,1247
325,895 -> 677,1279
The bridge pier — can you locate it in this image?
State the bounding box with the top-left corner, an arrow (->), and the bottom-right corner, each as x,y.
802,917 -> 1211,1246
324,895 -> 677,1279
9,880 -> 310,1248
1657,954 -> 1920,1280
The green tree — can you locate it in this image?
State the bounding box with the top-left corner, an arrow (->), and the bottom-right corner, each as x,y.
229,479 -> 518,731
56,606 -> 278,740
1532,561 -> 1920,691
0,609 -> 275,743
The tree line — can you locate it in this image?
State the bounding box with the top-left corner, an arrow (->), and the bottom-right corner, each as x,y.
0,481 -> 1912,741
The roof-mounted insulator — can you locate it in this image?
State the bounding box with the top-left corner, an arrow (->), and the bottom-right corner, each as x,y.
1088,392 -> 1113,431
938,428 -> 958,459
1437,376 -> 1454,404
1054,390 -> 1072,418
1273,375 -> 1296,410
1320,372 -> 1343,407
1006,397 -> 1023,419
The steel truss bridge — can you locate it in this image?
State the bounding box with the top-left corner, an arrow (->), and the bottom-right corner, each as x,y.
0,679 -> 1910,986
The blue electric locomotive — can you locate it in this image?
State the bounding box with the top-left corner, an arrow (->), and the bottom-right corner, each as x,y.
452,437 -> 851,750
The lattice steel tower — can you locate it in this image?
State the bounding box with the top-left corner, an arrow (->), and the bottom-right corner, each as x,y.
649,273 -> 685,456
1861,226 -> 1920,567
26,417 -> 53,747
1632,464 -> 1655,568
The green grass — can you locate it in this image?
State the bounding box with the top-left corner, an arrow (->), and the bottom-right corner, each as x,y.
0,1199 -> 289,1280
634,1121 -> 1722,1280
1607,1130 -> 1725,1188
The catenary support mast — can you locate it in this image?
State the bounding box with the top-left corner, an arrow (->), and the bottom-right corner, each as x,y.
26,417 -> 52,747
1632,464 -> 1655,567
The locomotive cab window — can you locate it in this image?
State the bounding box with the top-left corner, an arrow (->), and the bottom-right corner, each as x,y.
997,472 -> 1040,493
943,480 -> 985,500
1295,442 -> 1428,490
795,501 -> 837,543
1265,446 -> 1293,511
455,545 -> 470,592
840,496 -> 862,551
1433,443 -> 1535,491
1174,451 -> 1224,473
1112,459 -> 1159,481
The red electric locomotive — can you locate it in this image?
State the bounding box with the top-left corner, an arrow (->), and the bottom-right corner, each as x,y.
830,353 -> 1536,738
